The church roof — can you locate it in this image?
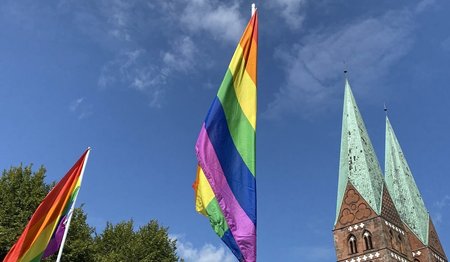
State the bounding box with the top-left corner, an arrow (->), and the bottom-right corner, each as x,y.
336,79 -> 384,223
384,116 -> 430,245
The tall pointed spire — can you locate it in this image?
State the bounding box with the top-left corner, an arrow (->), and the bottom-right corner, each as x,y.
384,116 -> 430,245
336,79 -> 384,223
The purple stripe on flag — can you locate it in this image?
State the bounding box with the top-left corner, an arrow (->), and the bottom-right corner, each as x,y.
196,124 -> 256,262
42,215 -> 68,258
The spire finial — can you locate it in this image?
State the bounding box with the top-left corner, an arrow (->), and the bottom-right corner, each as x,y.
343,61 -> 348,76
384,103 -> 388,116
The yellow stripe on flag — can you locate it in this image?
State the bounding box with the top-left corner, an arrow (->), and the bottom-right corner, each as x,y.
195,167 -> 216,216
228,45 -> 257,129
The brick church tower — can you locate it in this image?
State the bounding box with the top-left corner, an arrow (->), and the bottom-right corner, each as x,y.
333,78 -> 448,262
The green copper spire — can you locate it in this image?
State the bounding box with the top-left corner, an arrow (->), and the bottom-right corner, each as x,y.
336,79 -> 384,223
385,116 -> 429,244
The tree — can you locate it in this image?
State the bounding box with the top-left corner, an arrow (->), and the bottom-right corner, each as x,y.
1,164 -> 180,261
0,165 -> 93,261
134,220 -> 179,262
0,164 -> 50,259
60,207 -> 96,262
94,220 -> 136,262
94,220 -> 179,262
42,207 -> 96,262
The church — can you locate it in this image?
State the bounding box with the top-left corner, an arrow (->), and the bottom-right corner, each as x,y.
333,78 -> 448,262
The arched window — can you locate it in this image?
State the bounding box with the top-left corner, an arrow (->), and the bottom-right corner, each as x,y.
389,229 -> 395,248
348,234 -> 358,254
397,234 -> 403,253
363,230 -> 373,250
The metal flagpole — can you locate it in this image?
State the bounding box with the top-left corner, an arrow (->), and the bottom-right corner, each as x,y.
56,147 -> 91,262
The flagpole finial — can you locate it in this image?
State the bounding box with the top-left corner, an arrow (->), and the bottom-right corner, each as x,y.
251,3 -> 256,16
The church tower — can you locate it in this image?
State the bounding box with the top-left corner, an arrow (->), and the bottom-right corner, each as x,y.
385,117 -> 447,262
333,78 -> 448,262
333,78 -> 412,261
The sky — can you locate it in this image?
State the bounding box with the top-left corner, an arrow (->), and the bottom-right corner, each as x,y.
0,0 -> 449,261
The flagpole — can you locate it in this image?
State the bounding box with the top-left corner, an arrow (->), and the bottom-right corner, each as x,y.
56,147 -> 91,262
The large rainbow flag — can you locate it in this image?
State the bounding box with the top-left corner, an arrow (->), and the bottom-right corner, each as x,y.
4,148 -> 90,262
194,10 -> 258,262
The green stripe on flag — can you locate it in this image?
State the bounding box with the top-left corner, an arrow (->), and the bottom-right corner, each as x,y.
217,70 -> 256,176
206,198 -> 229,238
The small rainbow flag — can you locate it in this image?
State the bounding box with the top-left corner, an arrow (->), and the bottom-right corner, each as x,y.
194,10 -> 258,262
4,148 -> 90,262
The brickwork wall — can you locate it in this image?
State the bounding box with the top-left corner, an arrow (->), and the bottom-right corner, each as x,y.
334,183 -> 413,262
333,183 -> 448,262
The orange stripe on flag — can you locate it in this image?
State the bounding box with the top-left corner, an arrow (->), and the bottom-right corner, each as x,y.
4,150 -> 88,262
239,13 -> 258,85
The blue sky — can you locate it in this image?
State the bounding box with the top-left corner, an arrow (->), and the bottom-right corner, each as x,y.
1,0 -> 449,261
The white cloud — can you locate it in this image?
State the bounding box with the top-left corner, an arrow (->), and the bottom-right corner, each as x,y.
104,0 -> 132,41
56,0 -> 136,45
163,36 -> 197,73
435,195 -> 450,209
55,0 -> 244,108
269,0 -> 307,29
98,35 -> 199,108
69,97 -> 84,112
179,0 -> 245,42
266,8 -> 415,118
433,195 -> 450,225
171,235 -> 235,262
69,97 -> 93,119
98,49 -> 168,108
82,1 -> 207,108
178,242 -> 235,262
415,0 -> 437,13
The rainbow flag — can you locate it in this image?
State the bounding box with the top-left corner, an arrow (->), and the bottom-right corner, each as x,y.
4,149 -> 90,262
194,10 -> 258,262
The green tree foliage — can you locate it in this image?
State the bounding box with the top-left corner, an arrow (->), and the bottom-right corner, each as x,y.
61,207 -> 96,262
1,164 -> 180,261
0,164 -> 50,259
94,220 -> 179,262
134,220 -> 178,262
94,221 -> 135,261
42,207 -> 96,262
